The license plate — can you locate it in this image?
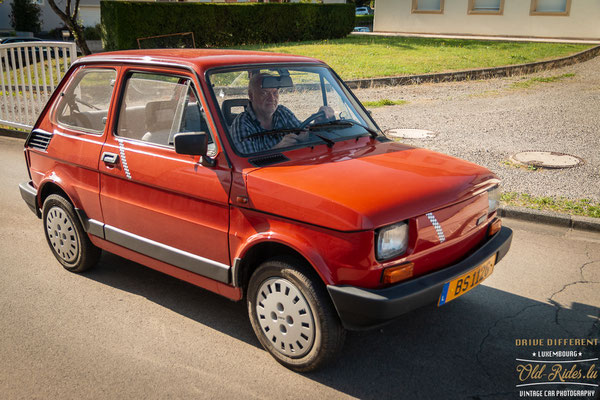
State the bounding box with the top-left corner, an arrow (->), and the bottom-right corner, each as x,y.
438,253 -> 497,306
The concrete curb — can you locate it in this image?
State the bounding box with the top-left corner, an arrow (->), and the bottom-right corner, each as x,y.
0,128 -> 28,140
499,205 -> 600,233
345,45 -> 600,89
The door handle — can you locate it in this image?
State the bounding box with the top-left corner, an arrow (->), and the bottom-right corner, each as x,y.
101,152 -> 119,165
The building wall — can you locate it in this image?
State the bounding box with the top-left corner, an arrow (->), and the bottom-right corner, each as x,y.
374,0 -> 600,40
0,1 -> 98,33
79,6 -> 101,27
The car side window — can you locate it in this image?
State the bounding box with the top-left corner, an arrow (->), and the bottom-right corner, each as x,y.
55,68 -> 116,134
116,72 -> 214,151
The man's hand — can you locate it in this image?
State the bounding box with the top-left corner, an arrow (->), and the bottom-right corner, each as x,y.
273,131 -> 311,149
318,106 -> 335,120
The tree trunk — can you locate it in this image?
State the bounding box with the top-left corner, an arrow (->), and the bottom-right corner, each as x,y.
47,0 -> 92,56
69,20 -> 91,56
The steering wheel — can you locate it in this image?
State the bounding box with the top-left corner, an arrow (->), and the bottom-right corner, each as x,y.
299,110 -> 326,130
74,97 -> 100,111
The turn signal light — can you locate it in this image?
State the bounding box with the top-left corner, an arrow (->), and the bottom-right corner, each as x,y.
382,262 -> 414,285
488,218 -> 502,237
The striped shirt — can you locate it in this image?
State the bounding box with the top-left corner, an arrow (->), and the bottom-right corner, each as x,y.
230,103 -> 300,154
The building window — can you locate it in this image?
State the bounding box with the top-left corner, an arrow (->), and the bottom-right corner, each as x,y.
411,0 -> 444,14
530,0 -> 571,16
468,0 -> 504,15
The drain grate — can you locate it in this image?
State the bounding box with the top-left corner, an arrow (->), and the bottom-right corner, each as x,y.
510,151 -> 583,169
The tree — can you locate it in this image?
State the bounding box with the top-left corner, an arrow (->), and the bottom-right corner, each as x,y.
47,0 -> 91,55
10,0 -> 42,34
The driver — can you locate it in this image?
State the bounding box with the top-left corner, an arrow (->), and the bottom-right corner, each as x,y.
230,72 -> 334,154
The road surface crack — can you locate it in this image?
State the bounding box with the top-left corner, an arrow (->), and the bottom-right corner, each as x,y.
548,259 -> 600,338
476,304 -> 544,379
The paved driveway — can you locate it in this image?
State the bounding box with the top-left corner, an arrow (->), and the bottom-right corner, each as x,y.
356,55 -> 600,202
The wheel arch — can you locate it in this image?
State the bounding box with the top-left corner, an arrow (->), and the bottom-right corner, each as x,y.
235,238 -> 331,296
38,180 -> 74,209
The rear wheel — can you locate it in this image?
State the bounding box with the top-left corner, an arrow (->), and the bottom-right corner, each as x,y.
42,194 -> 100,272
247,257 -> 346,372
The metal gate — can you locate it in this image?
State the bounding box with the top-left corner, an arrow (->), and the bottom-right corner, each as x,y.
0,41 -> 77,130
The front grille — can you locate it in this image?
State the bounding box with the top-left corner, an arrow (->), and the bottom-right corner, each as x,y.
27,130 -> 53,151
249,153 -> 290,167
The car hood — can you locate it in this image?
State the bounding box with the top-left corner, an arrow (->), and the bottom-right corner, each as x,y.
245,142 -> 497,231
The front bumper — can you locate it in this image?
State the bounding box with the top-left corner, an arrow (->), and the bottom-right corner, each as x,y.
327,226 -> 513,330
19,181 -> 40,217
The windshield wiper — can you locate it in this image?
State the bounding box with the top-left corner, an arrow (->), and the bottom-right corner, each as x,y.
247,127 -> 304,139
307,119 -> 379,138
313,133 -> 335,148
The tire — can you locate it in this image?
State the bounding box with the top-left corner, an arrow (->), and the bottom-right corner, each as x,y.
42,194 -> 100,272
247,256 -> 346,372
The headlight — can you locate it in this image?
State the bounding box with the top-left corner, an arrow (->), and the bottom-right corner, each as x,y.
488,185 -> 500,214
376,221 -> 409,261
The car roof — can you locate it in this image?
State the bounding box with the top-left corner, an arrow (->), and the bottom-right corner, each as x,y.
76,49 -> 326,72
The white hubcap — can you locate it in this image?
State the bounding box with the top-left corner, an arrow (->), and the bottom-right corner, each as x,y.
46,206 -> 79,263
256,277 -> 315,358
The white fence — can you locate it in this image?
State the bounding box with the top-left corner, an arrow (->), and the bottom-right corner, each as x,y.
0,41 -> 77,130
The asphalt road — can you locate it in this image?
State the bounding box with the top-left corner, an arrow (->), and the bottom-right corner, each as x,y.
1,136 -> 599,399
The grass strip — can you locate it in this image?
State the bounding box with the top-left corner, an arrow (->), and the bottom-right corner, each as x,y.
501,192 -> 600,218
234,36 -> 591,80
362,99 -> 407,107
510,73 -> 576,89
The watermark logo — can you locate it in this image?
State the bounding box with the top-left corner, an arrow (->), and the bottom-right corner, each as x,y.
515,338 -> 598,398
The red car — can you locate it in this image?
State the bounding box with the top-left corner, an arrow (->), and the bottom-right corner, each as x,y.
19,49 -> 512,371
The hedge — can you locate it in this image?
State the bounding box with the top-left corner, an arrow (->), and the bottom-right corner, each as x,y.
100,2 -> 355,51
355,15 -> 374,25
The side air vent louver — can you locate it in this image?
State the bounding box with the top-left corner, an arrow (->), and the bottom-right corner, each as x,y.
27,130 -> 53,151
249,153 -> 290,167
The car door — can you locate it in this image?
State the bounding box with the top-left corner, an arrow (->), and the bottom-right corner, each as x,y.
99,66 -> 232,284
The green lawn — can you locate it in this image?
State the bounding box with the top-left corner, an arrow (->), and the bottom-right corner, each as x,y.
1,57 -> 73,87
501,192 -> 600,218
234,36 -> 591,80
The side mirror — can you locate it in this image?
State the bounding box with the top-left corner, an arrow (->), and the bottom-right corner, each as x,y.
174,132 -> 216,167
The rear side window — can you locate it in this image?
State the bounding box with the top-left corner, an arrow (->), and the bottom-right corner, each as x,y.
55,68 -> 116,134
116,73 -> 213,150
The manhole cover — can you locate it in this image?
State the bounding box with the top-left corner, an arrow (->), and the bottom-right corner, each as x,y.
386,128 -> 437,139
510,151 -> 583,169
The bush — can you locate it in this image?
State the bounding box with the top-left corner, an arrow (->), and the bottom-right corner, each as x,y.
84,24 -> 102,41
9,0 -> 42,34
355,15 -> 373,25
101,2 -> 355,51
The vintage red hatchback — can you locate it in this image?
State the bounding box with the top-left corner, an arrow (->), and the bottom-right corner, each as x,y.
19,49 -> 512,371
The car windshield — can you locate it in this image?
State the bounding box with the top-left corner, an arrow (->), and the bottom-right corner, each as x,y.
207,65 -> 378,156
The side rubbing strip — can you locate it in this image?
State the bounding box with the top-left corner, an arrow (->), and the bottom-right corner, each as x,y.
104,225 -> 230,284
75,209 -> 105,238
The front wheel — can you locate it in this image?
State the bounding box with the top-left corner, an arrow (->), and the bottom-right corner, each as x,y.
247,257 -> 346,372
